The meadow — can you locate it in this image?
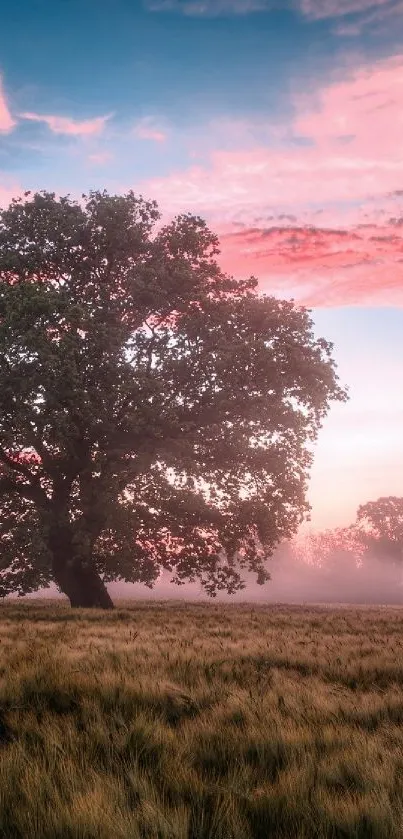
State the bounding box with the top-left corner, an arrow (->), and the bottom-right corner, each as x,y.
0,600 -> 403,838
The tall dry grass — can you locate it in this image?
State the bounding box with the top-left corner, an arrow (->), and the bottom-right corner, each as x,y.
0,600 -> 402,837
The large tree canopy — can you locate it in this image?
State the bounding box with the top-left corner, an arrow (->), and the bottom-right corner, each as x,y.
0,190 -> 347,607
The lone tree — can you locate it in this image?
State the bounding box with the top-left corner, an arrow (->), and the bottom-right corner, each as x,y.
0,191 -> 347,608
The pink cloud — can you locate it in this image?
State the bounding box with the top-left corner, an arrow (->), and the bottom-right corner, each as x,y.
142,145 -> 402,216
137,52 -> 403,306
19,111 -> 111,136
0,77 -> 15,133
293,54 -> 403,155
144,55 -> 403,215
218,223 -> 403,306
134,118 -> 167,143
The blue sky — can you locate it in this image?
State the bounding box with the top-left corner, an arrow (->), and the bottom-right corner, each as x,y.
1,0 -> 402,529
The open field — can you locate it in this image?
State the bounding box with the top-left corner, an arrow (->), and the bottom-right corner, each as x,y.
0,601 -> 403,838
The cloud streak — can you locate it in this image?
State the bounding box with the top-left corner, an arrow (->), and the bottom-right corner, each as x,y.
19,112 -> 111,137
144,0 -> 272,14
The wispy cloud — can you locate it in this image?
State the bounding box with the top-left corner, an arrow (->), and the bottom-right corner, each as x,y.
133,117 -> 167,143
0,76 -> 15,133
19,112 -> 112,137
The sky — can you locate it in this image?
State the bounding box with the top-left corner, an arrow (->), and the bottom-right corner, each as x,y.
0,0 -> 402,532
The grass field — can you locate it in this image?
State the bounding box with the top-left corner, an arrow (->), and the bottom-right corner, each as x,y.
0,600 -> 403,838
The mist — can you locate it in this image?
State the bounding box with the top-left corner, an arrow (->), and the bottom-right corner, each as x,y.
22,541 -> 403,606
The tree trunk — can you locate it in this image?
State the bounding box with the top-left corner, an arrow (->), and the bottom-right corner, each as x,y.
49,526 -> 114,609
55,558 -> 114,609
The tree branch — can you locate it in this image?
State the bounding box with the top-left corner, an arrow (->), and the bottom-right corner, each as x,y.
0,473 -> 49,510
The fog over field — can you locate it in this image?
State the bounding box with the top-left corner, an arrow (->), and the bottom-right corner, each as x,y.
24,544 -> 402,606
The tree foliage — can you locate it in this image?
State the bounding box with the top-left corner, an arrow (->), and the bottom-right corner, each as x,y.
293,497 -> 403,586
357,497 -> 403,565
0,190 -> 347,606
